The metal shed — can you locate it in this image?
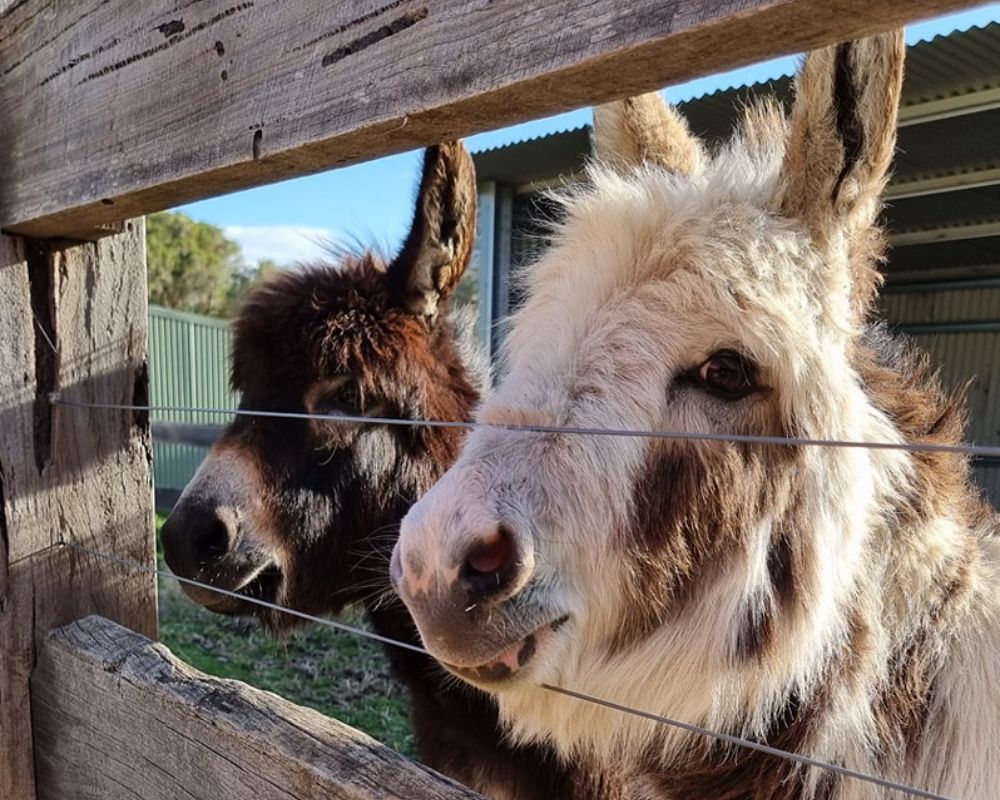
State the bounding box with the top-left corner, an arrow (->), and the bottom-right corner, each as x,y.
471,23 -> 1000,505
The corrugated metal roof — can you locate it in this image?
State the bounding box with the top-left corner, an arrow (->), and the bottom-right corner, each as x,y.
888,236 -> 1000,276
901,23 -> 1000,106
894,109 -> 1000,185
472,125 -> 591,157
888,184 -> 1000,233
471,125 -> 591,187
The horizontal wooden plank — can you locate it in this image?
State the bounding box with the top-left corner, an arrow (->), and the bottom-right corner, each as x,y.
0,0 -> 982,239
32,615 -> 484,800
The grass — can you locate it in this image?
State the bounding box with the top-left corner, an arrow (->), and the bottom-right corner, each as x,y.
155,512 -> 416,756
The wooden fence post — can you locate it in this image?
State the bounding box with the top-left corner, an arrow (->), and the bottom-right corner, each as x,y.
0,222 -> 157,799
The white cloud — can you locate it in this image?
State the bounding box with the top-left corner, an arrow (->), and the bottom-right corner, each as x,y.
224,225 -> 335,267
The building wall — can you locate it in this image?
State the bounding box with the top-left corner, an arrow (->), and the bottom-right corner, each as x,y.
880,285 -> 1000,505
148,305 -> 237,502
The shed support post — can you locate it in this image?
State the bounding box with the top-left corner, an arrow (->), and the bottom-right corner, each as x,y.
0,222 -> 157,800
473,181 -> 514,363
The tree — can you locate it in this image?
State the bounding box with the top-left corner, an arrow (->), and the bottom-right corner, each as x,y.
146,211 -> 244,316
224,258 -> 281,317
451,259 -> 479,309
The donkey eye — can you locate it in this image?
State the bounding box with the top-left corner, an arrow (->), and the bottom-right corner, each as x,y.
336,382 -> 363,409
697,350 -> 757,399
312,381 -> 363,414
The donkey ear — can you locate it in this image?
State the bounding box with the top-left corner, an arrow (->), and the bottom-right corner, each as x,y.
593,92 -> 704,174
389,141 -> 477,319
780,31 -> 905,236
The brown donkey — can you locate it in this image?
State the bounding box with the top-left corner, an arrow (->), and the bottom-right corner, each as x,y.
159,143 -> 623,800
394,34 -> 1000,800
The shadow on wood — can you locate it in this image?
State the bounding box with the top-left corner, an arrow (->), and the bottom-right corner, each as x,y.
31,616 -> 485,800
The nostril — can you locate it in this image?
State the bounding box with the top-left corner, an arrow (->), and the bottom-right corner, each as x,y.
466,527 -> 515,575
460,526 -> 518,602
162,503 -> 238,577
196,514 -> 233,562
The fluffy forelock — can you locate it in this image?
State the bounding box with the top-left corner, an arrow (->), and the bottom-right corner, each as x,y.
230,254 -> 391,394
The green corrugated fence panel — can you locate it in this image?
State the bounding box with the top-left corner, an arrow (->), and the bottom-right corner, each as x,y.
148,305 -> 238,494
153,442 -> 212,491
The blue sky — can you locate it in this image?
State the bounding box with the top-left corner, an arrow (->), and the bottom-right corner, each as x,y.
178,5 -> 1000,267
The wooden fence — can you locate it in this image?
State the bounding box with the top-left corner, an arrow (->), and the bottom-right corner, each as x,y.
0,1 -> 984,798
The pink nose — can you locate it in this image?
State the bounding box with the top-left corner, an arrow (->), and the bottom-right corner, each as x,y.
391,524 -> 522,608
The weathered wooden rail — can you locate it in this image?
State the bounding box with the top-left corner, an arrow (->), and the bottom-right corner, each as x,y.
0,0 -> 982,240
0,1 -> 987,798
32,616 -> 481,800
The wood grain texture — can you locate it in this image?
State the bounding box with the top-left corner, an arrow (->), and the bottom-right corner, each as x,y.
32,615 -> 485,800
0,0 -> 982,239
0,224 -> 156,800
0,0 -> 28,16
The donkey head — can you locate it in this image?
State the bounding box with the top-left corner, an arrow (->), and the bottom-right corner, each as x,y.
161,142 -> 482,631
393,33 -> 923,755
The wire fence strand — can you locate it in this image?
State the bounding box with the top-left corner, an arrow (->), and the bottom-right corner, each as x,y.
33,317 -> 58,355
65,540 -> 956,800
50,396 -> 1000,460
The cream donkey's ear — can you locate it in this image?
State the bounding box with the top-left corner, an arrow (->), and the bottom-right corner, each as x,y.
780,30 -> 905,237
593,92 -> 705,174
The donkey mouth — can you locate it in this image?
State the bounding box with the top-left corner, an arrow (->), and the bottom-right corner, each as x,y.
445,614 -> 570,685
233,564 -> 284,605
181,563 -> 284,614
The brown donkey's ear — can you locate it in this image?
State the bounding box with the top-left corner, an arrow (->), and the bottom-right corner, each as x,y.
780,30 -> 905,237
593,92 -> 704,174
389,141 -> 477,319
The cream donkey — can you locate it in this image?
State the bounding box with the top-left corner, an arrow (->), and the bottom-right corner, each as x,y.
392,30 -> 1000,800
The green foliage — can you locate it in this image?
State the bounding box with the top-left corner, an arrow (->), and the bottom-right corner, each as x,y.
224,258 -> 281,316
146,211 -> 245,316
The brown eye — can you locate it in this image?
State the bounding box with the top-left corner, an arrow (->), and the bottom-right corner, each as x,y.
334,382 -> 362,410
697,350 -> 756,399
311,381 -> 363,414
